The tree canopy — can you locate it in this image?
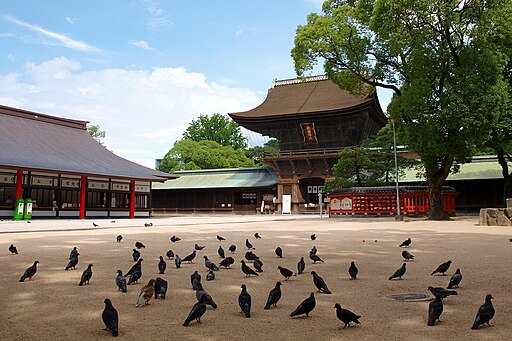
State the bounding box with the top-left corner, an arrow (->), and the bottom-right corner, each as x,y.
87,124 -> 106,145
183,113 -> 248,150
245,139 -> 280,165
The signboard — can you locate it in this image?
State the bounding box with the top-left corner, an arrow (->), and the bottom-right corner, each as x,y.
31,176 -> 55,187
112,183 -> 130,191
300,122 -> 318,143
341,197 -> 353,210
88,181 -> 108,190
330,198 -> 341,210
135,185 -> 150,193
0,173 -> 15,184
307,186 -> 323,194
282,195 -> 291,214
61,178 -> 80,188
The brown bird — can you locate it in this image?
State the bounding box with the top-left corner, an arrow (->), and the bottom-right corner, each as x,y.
136,279 -> 155,307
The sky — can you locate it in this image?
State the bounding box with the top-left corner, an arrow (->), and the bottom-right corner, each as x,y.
0,0 -> 389,169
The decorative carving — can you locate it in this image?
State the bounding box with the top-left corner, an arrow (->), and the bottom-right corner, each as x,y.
300,123 -> 318,143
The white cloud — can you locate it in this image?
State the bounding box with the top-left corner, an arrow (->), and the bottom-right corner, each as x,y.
0,57 -> 264,169
142,0 -> 171,31
131,40 -> 154,50
65,16 -> 75,24
235,30 -> 243,38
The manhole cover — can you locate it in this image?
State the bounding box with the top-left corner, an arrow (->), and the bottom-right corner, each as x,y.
386,293 -> 432,302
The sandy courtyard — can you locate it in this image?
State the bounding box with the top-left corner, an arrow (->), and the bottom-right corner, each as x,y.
1,215 -> 510,340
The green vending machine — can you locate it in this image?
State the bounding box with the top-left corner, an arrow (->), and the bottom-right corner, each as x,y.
14,198 -> 24,220
23,198 -> 33,220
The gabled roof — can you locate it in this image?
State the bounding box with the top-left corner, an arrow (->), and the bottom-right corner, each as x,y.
152,167 -> 277,190
0,105 -> 175,181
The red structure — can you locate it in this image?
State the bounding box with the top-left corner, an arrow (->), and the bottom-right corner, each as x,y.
328,186 -> 457,216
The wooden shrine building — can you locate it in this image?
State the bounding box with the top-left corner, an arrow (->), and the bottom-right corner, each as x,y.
229,76 -> 387,213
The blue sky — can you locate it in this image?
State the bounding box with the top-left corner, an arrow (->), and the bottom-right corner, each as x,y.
0,0 -> 389,168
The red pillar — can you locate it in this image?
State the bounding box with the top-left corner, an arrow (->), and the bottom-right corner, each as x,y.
15,170 -> 23,199
79,176 -> 86,219
129,180 -> 135,219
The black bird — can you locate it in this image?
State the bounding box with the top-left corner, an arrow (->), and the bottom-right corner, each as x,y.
93,222 -> 99,227
219,257 -> 235,268
183,296 -> 207,327
238,284 -> 252,318
154,277 -> 168,299
194,244 -> 205,251
115,270 -> 127,293
310,246 -> 317,255
264,282 -> 282,310
471,294 -> 495,330
399,238 -> 411,247
428,286 -> 458,300
228,244 -> 236,253
182,251 -> 197,263
158,256 -> 167,274
69,246 -> 78,259
175,255 -> 181,268
388,263 -> 407,280
206,270 -> 215,281
275,247 -> 283,258
348,261 -> 358,280
9,244 -> 18,254
427,297 -> 443,326
144,222 -> 153,227
217,235 -> 225,242
290,293 -> 316,317
111,220 -> 116,223
116,235 -> 123,243
191,270 -> 202,290
135,241 -> 145,249
218,245 -> 225,259
19,260 -> 39,282
126,259 -> 143,285
431,260 -> 452,276
195,283 -> 217,309
166,249 -> 174,259
170,235 -> 181,243
278,266 -> 296,280
254,233 -> 261,239
402,250 -> 414,261
309,251 -> 324,263
334,303 -> 361,328
297,257 -> 306,275
79,264 -> 93,286
310,234 -> 316,241
311,271 -> 332,294
102,299 -> 119,337
132,249 -> 141,262
253,257 -> 263,272
241,260 -> 258,277
448,268 -> 462,289
203,256 -> 219,271
245,251 -> 257,262
65,253 -> 79,270
245,239 -> 254,250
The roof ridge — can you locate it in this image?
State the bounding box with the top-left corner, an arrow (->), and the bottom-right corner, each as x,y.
0,104 -> 88,130
272,75 -> 328,87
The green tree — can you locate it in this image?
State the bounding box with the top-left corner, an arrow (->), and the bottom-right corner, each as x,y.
183,113 -> 247,150
87,124 -> 106,144
158,139 -> 255,173
293,0 -> 511,219
245,138 -> 280,164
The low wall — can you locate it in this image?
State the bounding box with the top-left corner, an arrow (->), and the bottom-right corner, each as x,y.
479,208 -> 512,226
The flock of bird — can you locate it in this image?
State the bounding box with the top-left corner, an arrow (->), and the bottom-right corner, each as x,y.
9,228 -> 497,337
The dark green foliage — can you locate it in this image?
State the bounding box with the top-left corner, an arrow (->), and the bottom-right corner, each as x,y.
183,113 -> 247,150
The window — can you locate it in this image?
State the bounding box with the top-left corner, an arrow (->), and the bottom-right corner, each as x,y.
135,194 -> 148,209
111,192 -> 129,208
30,188 -> 55,208
59,190 -> 80,208
88,191 -> 108,208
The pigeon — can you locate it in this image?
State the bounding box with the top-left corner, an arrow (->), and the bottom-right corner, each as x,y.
115,270 -> 127,293
203,256 -> 219,271
447,268 -> 462,289
310,234 -> 316,241
278,266 -> 296,280
254,233 -> 261,239
427,297 -> 443,326
310,246 -> 317,255
228,244 -> 237,253
253,257 -> 263,272
428,286 -> 458,300
275,247 -> 283,258
471,294 -> 495,330
69,246 -> 78,259
245,239 -> 254,250
191,270 -> 202,290
182,251 -> 197,263
219,257 -> 235,268
218,246 -> 225,259
348,261 -> 358,280
175,255 -> 182,268
183,296 -> 207,326
102,299 -> 119,337
216,235 -> 225,242
170,236 -> 181,243
264,282 -> 282,310
238,284 -> 252,318
116,235 -> 123,243
402,250 -> 414,261
111,220 -> 116,223
334,303 -> 361,328
298,257 -> 306,275
194,244 -> 205,251
388,263 -> 406,280
399,238 -> 411,247
195,282 -> 218,309
79,264 -> 93,286
132,249 -> 141,262
206,270 -> 215,281
245,251 -> 257,262
290,293 -> 316,317
65,253 -> 80,270
9,244 -> 18,254
135,242 -> 145,249
126,259 -> 143,285
431,260 -> 452,276
158,256 -> 167,274
241,260 -> 258,277
311,271 -> 332,294
144,222 -> 153,227
154,277 -> 168,299
309,251 -> 324,263
166,249 -> 174,259
135,279 -> 155,307
19,260 -> 39,282
93,222 -> 99,227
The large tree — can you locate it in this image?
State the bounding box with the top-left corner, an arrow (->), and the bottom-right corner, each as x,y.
87,124 -> 106,145
293,0 -> 511,219
183,113 -> 248,150
245,138 -> 280,164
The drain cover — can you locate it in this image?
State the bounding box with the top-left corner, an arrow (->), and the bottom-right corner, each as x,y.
386,293 -> 432,302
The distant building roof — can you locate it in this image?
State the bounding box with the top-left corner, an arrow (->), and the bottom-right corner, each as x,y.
0,105 -> 175,181
152,167 -> 277,190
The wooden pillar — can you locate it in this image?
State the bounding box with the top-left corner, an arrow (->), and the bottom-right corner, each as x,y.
129,180 -> 135,219
15,169 -> 23,199
79,176 -> 86,219
276,182 -> 284,213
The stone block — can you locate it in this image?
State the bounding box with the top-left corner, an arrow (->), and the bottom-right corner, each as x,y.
497,212 -> 512,226
504,208 -> 512,219
487,208 -> 498,218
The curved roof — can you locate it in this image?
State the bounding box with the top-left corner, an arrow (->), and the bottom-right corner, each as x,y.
0,105 -> 175,181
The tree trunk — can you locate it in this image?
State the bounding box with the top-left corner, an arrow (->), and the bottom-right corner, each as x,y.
496,149 -> 512,204
425,155 -> 453,220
